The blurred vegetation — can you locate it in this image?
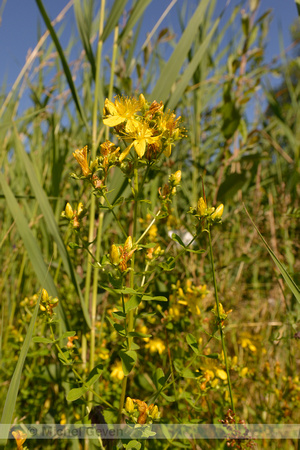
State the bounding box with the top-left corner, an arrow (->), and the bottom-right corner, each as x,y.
0,0 -> 300,449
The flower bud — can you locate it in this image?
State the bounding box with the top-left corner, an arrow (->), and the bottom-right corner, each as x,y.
149,404 -> 160,419
110,244 -> 120,265
65,202 -> 74,219
169,170 -> 181,186
77,202 -> 86,219
124,236 -> 132,251
197,197 -> 207,217
41,289 -> 49,303
139,93 -> 146,107
211,204 -> 224,220
125,397 -> 135,413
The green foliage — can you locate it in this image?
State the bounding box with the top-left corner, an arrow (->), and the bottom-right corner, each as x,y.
0,1 -> 300,449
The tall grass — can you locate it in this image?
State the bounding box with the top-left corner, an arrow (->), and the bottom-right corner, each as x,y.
0,0 -> 300,449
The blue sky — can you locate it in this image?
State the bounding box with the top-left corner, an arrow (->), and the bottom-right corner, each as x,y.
0,0 -> 298,98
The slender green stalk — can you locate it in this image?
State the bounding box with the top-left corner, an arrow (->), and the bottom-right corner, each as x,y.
85,0 -> 106,411
118,165 -> 139,422
207,226 -> 235,413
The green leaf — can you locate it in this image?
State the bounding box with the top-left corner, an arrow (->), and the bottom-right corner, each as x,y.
0,172 -> 67,330
181,368 -> 201,379
32,337 -> 54,344
142,295 -> 168,302
13,128 -> 91,329
154,368 -> 165,390
67,386 -> 88,402
151,0 -> 210,103
101,0 -> 128,42
158,257 -> 175,271
127,332 -> 152,338
119,350 -> 137,376
125,295 -> 143,313
167,15 -> 220,111
86,364 -> 104,387
60,331 -> 77,339
112,311 -> 127,320
172,233 -> 186,248
244,205 -> 300,303
0,292 -> 41,446
123,440 -> 142,450
186,333 -> 200,355
35,0 -> 89,128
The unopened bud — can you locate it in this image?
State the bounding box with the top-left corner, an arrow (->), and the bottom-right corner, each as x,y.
125,397 -> 135,413
139,94 -> 146,107
77,202 -> 86,219
149,404 -> 160,419
110,244 -> 120,265
169,170 -> 181,186
211,204 -> 224,220
41,289 -> 49,303
124,236 -> 132,251
65,203 -> 74,219
197,197 -> 207,217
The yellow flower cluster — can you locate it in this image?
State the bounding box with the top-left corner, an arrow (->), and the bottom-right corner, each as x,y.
124,397 -> 160,424
103,94 -> 185,161
170,280 -> 209,316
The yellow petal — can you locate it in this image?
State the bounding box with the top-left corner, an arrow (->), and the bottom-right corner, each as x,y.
133,139 -> 146,158
103,116 -> 124,127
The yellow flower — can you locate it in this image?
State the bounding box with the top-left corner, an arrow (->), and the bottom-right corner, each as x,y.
103,97 -> 141,132
215,369 -> 227,380
197,197 -> 207,217
125,397 -> 135,413
73,145 -> 91,177
120,122 -> 161,160
60,413 -> 67,425
145,338 -> 166,355
12,430 -> 27,450
111,361 -> 124,381
211,204 -> 224,220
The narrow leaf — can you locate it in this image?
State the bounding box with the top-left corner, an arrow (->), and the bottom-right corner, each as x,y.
35,0 -> 89,129
0,293 -> 41,445
67,387 -> 89,402
244,205 -> 300,303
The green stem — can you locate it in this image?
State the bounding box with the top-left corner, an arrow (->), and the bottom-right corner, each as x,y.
207,226 -> 235,413
48,324 -> 114,409
118,165 -> 139,422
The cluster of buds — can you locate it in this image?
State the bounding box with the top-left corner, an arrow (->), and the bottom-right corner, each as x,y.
61,202 -> 86,229
39,289 -> 59,316
189,196 -> 224,229
109,236 -> 136,272
66,334 -> 79,349
146,244 -> 164,261
158,170 -> 181,206
124,397 -> 160,424
98,140 -> 120,177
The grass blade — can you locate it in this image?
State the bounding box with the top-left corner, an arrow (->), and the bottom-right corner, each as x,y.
150,0 -> 210,103
244,204 -> 300,303
101,0 -> 128,42
13,128 -> 91,329
74,0 -> 96,79
0,172 -> 68,328
167,16 -> 220,110
35,0 -> 89,129
0,292 -> 41,445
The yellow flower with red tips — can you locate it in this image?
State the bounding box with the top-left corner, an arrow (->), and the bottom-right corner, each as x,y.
103,97 -> 141,132
120,122 -> 161,160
